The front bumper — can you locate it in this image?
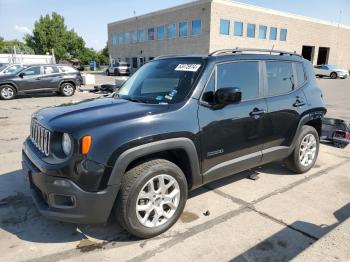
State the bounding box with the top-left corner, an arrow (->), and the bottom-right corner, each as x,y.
22,150 -> 119,224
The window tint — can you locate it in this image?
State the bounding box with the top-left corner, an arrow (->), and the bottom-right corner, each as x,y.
220,19 -> 230,35
259,25 -> 267,39
138,29 -> 145,42
131,31 -> 137,44
247,23 -> 255,38
23,66 -> 41,76
280,28 -> 287,41
147,27 -> 155,41
157,25 -> 164,40
217,61 -> 259,101
167,24 -> 176,39
234,21 -> 243,36
179,21 -> 188,37
191,19 -> 202,36
44,66 -> 59,74
295,62 -> 306,87
269,27 -> 277,40
266,62 -> 294,96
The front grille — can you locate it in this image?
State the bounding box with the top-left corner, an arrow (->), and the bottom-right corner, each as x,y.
30,120 -> 51,156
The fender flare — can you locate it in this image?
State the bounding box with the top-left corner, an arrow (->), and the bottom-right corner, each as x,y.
107,137 -> 202,189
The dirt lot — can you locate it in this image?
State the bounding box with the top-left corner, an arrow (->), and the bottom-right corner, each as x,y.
0,77 -> 349,262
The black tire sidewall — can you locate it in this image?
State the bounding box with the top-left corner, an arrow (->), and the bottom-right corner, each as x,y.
123,162 -> 188,238
0,85 -> 16,100
330,72 -> 337,79
292,126 -> 320,173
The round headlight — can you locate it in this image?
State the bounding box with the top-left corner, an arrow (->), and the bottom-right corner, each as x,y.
62,133 -> 72,156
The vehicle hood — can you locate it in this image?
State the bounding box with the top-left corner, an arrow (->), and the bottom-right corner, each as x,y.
335,69 -> 349,74
33,97 -> 169,132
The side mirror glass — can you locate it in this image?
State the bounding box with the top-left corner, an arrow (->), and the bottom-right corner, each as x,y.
214,87 -> 242,108
18,72 -> 24,78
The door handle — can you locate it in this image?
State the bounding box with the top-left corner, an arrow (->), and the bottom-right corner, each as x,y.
249,108 -> 265,118
293,100 -> 305,107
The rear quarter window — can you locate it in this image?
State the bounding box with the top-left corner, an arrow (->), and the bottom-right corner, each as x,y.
59,66 -> 78,73
295,62 -> 306,87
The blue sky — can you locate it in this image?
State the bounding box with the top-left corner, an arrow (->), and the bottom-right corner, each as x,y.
0,0 -> 349,51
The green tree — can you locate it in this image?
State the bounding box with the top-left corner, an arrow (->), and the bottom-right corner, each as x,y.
0,36 -> 34,54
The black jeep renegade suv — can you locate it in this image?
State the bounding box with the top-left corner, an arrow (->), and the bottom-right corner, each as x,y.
22,49 -> 326,238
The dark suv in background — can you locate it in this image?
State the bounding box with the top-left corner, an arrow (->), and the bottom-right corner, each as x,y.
22,49 -> 326,238
0,64 -> 83,100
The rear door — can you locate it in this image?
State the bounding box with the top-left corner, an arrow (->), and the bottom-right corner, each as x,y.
40,66 -> 61,89
261,60 -> 308,163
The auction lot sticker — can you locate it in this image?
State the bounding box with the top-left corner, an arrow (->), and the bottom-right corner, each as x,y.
175,64 -> 201,72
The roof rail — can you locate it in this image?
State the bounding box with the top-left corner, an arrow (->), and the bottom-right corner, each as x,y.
209,48 -> 302,57
154,54 -> 187,60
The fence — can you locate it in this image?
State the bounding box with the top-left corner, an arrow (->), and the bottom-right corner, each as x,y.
0,53 -> 56,65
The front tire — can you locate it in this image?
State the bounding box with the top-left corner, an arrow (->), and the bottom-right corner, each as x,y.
0,85 -> 17,100
284,125 -> 319,174
115,159 -> 188,239
330,72 -> 337,79
60,82 -> 75,97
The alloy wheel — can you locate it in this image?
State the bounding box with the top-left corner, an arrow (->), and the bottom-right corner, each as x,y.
299,133 -> 317,167
1,87 -> 14,99
62,84 -> 74,96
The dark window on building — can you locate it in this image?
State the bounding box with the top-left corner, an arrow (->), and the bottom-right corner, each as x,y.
167,23 -> 176,39
148,27 -> 155,41
220,19 -> 230,35
132,57 -> 138,68
217,61 -> 260,101
139,57 -> 145,66
269,27 -> 277,40
247,23 -> 256,38
295,62 -> 306,87
192,19 -> 202,36
234,21 -> 243,36
280,28 -> 287,41
259,25 -> 267,39
157,25 -> 164,40
266,61 -> 294,96
179,21 -> 188,37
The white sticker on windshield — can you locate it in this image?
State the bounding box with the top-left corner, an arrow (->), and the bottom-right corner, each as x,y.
175,64 -> 201,72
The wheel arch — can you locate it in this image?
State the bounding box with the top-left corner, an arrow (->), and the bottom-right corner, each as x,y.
107,138 -> 202,190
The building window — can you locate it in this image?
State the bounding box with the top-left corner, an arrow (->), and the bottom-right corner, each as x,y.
118,33 -> 124,45
131,31 -> 137,44
157,25 -> 164,40
167,23 -> 176,39
179,21 -> 188,37
132,57 -> 138,68
139,57 -> 145,66
124,32 -> 130,44
112,35 -> 117,45
234,21 -> 243,36
280,28 -> 287,41
148,27 -> 155,41
269,27 -> 277,40
247,23 -> 255,38
259,25 -> 267,39
138,29 -> 145,42
192,19 -> 202,36
220,19 -> 230,35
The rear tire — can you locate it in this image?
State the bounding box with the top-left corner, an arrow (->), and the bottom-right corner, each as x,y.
330,72 -> 337,79
0,85 -> 17,100
115,159 -> 188,239
59,82 -> 75,97
284,125 -> 319,174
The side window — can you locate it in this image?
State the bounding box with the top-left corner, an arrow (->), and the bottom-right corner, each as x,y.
59,66 -> 77,73
44,66 -> 59,74
22,66 -> 41,76
266,61 -> 294,96
217,61 -> 259,101
295,63 -> 306,87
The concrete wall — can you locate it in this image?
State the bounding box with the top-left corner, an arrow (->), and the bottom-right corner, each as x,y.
210,0 -> 350,69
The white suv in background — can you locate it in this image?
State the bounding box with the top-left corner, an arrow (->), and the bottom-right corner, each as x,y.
314,65 -> 349,79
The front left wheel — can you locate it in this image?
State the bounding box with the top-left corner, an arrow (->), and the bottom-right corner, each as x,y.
0,85 -> 17,100
115,159 -> 188,239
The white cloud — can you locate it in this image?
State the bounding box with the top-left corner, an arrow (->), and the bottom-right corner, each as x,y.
14,25 -> 31,34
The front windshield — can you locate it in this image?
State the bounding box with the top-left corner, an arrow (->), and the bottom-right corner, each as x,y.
327,65 -> 337,70
117,58 -> 204,104
0,65 -> 7,72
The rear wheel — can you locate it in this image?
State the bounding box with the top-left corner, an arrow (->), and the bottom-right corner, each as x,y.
284,125 -> 319,174
0,85 -> 16,100
330,72 -> 337,79
115,159 -> 188,238
60,82 -> 75,97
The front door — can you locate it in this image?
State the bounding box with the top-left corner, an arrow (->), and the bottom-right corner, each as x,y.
198,60 -> 267,183
16,66 -> 43,92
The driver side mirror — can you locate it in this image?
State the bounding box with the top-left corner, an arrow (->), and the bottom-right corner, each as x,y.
203,87 -> 242,109
18,72 -> 24,78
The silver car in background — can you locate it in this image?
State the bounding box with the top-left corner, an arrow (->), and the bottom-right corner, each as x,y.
314,65 -> 349,79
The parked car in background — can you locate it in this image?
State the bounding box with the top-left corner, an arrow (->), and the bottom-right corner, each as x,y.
314,65 -> 349,79
0,64 -> 83,100
106,62 -> 130,76
22,49 -> 326,238
0,64 -> 27,76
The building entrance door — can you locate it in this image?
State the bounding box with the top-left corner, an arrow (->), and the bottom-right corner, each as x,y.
317,47 -> 330,65
302,46 -> 315,63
